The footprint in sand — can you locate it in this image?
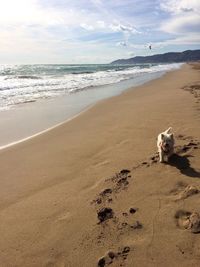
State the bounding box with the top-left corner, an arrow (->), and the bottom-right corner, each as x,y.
111,169 -> 131,190
117,218 -> 143,232
92,188 -> 113,205
97,207 -> 114,223
177,185 -> 199,200
93,169 -> 131,206
129,207 -> 138,214
98,247 -> 130,266
175,143 -> 197,155
175,210 -> 200,233
98,251 -> 116,267
183,83 -> 200,103
171,183 -> 199,201
175,134 -> 200,154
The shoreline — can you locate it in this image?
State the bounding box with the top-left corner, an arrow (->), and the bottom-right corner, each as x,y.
0,63 -> 200,267
0,67 -> 180,150
0,104 -> 94,151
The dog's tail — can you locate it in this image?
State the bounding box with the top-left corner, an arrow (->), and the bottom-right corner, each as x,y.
165,127 -> 172,134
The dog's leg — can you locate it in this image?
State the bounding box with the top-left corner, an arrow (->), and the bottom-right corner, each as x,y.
159,150 -> 165,163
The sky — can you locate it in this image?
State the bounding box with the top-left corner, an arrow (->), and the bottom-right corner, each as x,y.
0,0 -> 200,64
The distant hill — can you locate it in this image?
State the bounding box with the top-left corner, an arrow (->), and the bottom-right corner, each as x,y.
111,50 -> 200,64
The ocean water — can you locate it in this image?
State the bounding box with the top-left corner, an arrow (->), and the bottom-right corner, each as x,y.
0,63 -> 182,111
0,62 -> 183,148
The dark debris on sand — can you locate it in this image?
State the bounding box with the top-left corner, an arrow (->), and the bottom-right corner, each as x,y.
98,246 -> 131,266
129,208 -> 137,214
131,220 -> 143,229
97,207 -> 114,223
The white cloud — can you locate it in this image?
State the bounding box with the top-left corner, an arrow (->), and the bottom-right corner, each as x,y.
0,0 -> 143,63
0,0 -> 199,64
160,0 -> 200,36
79,20 -> 140,35
164,34 -> 200,45
0,0 -> 66,26
161,14 -> 200,34
109,22 -> 139,34
160,0 -> 200,15
97,20 -> 106,28
111,22 -> 140,48
0,0 -> 104,28
116,41 -> 127,47
80,23 -> 94,31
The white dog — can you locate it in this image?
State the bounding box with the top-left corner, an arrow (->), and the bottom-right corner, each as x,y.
157,127 -> 174,163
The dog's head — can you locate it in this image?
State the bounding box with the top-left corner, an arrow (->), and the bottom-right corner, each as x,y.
160,133 -> 174,153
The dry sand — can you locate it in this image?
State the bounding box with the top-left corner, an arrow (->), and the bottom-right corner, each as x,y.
0,63 -> 200,267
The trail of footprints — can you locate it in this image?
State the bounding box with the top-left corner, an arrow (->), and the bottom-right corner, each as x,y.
182,82 -> 200,104
91,135 -> 200,266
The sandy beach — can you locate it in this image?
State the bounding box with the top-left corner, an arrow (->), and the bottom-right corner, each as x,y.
0,63 -> 200,267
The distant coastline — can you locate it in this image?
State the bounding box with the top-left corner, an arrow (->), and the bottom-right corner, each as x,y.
111,49 -> 200,64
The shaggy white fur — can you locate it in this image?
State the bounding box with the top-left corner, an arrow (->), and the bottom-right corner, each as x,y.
157,127 -> 174,163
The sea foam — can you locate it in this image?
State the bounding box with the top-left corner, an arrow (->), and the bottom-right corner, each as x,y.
0,63 -> 182,110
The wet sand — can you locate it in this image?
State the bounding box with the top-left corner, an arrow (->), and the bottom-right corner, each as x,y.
0,63 -> 200,267
0,71 -> 164,148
